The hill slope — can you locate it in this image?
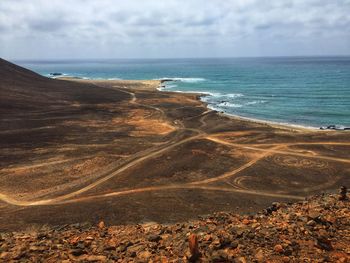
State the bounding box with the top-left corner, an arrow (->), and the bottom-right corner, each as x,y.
0,193 -> 349,262
0,58 -> 128,112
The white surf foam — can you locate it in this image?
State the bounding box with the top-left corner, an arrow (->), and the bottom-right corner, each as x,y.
201,92 -> 243,99
245,100 -> 267,105
158,77 -> 206,83
225,93 -> 244,98
210,99 -> 267,109
218,102 -> 243,108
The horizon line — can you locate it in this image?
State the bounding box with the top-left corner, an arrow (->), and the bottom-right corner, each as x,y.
9,54 -> 350,62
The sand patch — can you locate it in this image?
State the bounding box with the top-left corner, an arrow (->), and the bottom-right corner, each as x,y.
112,109 -> 175,136
140,95 -> 200,106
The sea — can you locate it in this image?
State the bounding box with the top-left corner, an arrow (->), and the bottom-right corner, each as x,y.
16,57 -> 350,129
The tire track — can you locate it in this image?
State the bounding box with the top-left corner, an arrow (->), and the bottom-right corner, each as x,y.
206,137 -> 350,164
0,134 -> 203,206
52,185 -> 304,205
189,145 -> 282,185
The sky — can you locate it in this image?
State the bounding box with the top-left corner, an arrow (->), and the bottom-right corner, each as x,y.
0,0 -> 350,59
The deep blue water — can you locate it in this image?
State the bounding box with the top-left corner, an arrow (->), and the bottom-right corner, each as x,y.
16,57 -> 350,128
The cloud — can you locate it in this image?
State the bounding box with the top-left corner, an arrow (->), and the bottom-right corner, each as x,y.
0,0 -> 349,59
28,17 -> 75,32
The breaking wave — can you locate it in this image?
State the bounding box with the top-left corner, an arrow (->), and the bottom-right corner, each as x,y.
158,77 -> 206,83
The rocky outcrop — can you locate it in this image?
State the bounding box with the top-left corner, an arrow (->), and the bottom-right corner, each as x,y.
160,78 -> 176,83
320,125 -> 350,131
49,72 -> 63,76
0,190 -> 349,262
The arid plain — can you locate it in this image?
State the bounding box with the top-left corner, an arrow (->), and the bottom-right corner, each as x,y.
1,58 -> 349,231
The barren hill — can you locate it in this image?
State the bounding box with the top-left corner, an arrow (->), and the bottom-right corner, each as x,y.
0,58 -> 129,113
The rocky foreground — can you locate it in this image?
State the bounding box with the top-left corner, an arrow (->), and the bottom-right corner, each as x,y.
0,191 -> 349,263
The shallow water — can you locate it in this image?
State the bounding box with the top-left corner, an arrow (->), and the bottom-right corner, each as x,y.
16,57 -> 350,128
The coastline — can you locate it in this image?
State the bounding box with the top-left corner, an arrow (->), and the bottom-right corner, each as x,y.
156,82 -> 326,133
61,76 -> 341,133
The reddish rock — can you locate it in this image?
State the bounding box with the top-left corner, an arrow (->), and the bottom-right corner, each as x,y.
98,221 -> 105,229
242,219 -> 250,225
274,244 -> 284,253
188,233 -> 200,262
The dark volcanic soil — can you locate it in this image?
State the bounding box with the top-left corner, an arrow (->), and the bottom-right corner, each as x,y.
0,58 -> 350,233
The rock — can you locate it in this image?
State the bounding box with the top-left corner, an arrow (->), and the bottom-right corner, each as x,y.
116,241 -> 133,253
242,219 -> 250,225
70,236 -> 80,245
231,241 -> 239,249
308,210 -> 321,219
255,249 -> 265,262
0,252 -> 9,260
283,248 -> 293,256
210,250 -> 228,262
274,244 -> 284,253
29,246 -> 46,252
12,246 -> 26,260
69,248 -> 86,257
219,234 -> 232,248
236,229 -> 245,238
315,237 -> 333,251
86,255 -> 107,261
306,220 -> 316,226
49,72 -> 63,76
105,240 -> 117,250
98,221 -> 105,229
324,215 -> 336,224
235,257 -> 247,263
138,250 -> 152,260
0,243 -> 8,253
282,256 -> 290,262
320,125 -> 350,130
188,233 -> 200,262
160,78 -> 175,83
339,186 -> 348,200
127,244 -> 146,256
37,233 -> 49,239
148,234 -> 161,242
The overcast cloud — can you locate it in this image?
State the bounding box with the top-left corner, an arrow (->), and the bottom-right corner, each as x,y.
0,0 -> 350,59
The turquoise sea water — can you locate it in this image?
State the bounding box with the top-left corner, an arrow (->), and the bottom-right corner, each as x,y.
16,57 -> 350,128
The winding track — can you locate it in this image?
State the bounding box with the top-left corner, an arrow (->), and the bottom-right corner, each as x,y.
206,137 -> 350,164
1,86 -> 348,207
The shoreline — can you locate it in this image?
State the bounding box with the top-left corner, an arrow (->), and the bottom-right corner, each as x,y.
61,76 -> 344,133
58,76 -> 349,132
156,83 -> 330,133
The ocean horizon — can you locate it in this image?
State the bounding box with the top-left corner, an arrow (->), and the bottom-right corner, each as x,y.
16,56 -> 350,128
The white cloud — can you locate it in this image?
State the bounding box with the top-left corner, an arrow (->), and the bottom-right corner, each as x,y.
0,0 -> 349,59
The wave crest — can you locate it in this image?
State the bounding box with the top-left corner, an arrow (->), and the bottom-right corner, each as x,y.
159,77 -> 206,83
